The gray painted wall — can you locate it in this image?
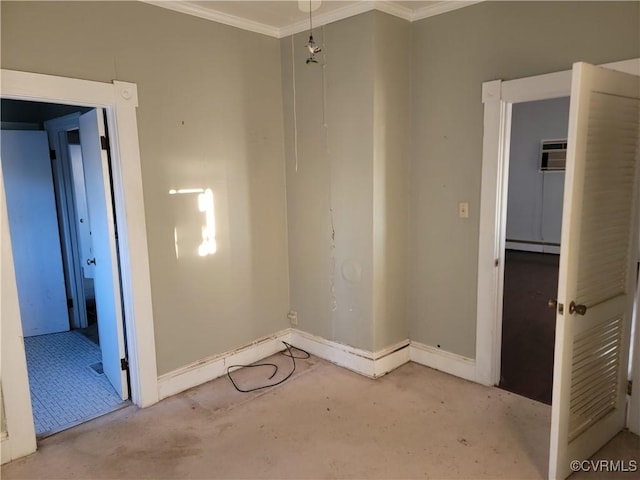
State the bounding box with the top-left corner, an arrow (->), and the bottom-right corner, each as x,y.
372,13 -> 410,351
2,1 -> 638,373
408,1 -> 639,358
281,11 -> 409,352
1,1 -> 290,375
281,13 -> 376,351
507,97 -> 570,250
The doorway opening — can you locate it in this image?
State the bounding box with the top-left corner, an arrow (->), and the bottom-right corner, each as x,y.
1,99 -> 130,437
477,60 -> 640,479
1,70 -> 158,464
498,97 -> 569,405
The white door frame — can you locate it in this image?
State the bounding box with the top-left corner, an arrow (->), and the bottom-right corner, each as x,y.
0,69 -> 159,463
475,59 -> 640,433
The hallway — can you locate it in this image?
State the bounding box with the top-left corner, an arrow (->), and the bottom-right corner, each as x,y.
500,250 -> 559,405
24,330 -> 127,437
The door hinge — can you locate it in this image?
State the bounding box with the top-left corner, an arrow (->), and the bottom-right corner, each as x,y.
629,380 -> 633,396
121,358 -> 129,371
100,135 -> 109,151
67,298 -> 73,309
49,149 -> 56,160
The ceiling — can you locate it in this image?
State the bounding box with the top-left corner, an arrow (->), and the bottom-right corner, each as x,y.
1,99 -> 91,125
142,1 -> 482,38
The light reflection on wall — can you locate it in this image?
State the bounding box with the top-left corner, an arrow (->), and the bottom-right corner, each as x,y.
197,189 -> 216,256
169,188 -> 216,259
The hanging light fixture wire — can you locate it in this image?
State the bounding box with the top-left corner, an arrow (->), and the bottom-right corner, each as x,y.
305,0 -> 321,64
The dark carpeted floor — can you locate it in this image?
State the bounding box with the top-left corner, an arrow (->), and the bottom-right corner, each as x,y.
499,249 -> 559,405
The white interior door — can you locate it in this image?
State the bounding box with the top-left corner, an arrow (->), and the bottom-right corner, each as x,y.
79,109 -> 128,400
0,130 -> 69,336
44,114 -> 89,331
68,143 -> 95,279
549,63 -> 640,479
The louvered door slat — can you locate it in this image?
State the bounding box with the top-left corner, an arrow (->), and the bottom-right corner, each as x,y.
568,315 -> 622,441
574,91 -> 639,308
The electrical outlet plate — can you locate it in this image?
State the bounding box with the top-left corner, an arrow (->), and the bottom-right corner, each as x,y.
459,201 -> 469,219
287,310 -> 298,326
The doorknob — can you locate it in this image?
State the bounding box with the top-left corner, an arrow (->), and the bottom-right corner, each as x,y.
569,301 -> 587,315
548,299 -> 564,314
87,258 -> 96,266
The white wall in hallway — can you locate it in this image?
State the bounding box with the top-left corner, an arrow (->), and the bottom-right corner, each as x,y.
1,130 -> 69,336
506,97 -> 570,252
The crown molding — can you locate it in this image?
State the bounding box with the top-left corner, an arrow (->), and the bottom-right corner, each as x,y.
373,1 -> 413,22
142,1 -> 483,39
279,1 -> 377,38
141,1 -> 281,38
411,0 -> 484,22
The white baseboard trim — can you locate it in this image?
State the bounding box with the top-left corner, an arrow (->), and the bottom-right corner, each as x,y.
157,330 -> 473,402
289,330 -> 410,378
373,340 -> 411,377
505,241 -> 561,255
157,329 -> 292,400
0,429 -> 36,466
1,433 -> 11,465
409,341 -> 477,383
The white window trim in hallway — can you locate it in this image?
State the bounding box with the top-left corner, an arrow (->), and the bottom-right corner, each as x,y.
1,69 -> 159,464
475,58 -> 640,434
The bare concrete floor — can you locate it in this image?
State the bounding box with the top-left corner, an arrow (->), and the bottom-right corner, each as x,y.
3,354 -> 638,479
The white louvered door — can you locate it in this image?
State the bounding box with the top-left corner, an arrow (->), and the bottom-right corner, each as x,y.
549,63 -> 640,479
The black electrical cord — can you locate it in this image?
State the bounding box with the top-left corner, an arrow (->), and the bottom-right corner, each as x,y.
226,341 -> 310,393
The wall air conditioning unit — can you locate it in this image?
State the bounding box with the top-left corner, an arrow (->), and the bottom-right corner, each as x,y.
540,139 -> 567,171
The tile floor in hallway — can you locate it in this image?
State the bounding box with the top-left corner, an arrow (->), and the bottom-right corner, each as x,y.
24,330 -> 126,437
